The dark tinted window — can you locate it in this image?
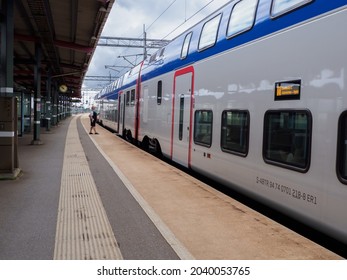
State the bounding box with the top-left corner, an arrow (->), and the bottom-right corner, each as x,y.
221,110 -> 249,156
130,89 -> 135,106
263,110 -> 311,172
179,95 -> 184,141
157,81 -> 162,105
194,110 -> 213,147
126,91 -> 130,106
337,112 -> 347,183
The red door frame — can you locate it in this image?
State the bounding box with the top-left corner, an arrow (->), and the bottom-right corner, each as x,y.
170,65 -> 195,168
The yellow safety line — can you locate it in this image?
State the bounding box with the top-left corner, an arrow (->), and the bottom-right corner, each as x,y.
82,115 -> 194,260
54,116 -> 122,260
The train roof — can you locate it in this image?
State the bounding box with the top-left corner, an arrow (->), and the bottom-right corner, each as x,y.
98,0 -> 346,99
139,0 -> 346,82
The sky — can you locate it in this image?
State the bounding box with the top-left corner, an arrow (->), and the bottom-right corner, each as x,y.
83,0 -> 231,92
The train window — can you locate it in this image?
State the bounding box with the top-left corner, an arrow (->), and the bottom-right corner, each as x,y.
130,89 -> 135,106
227,0 -> 258,38
271,0 -> 313,18
194,110 -> 213,147
198,14 -> 222,51
159,47 -> 165,57
179,95 -> 184,141
126,91 -> 130,106
221,110 -> 249,156
337,112 -> 347,183
157,81 -> 162,105
149,52 -> 157,63
119,76 -> 124,88
181,32 -> 192,59
263,110 -> 311,172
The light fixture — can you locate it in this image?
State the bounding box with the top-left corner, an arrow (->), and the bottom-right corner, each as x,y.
59,84 -> 68,93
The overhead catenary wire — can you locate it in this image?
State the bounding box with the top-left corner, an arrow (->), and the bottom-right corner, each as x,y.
116,0 -> 217,71
161,0 -> 214,40
145,0 -> 178,33
84,0 -> 221,91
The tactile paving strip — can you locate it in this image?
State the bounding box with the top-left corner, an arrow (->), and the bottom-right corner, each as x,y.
54,117 -> 122,260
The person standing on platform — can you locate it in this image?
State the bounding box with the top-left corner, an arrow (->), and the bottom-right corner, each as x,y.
89,105 -> 99,134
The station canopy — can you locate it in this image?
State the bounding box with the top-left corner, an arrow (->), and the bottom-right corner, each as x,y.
13,0 -> 115,98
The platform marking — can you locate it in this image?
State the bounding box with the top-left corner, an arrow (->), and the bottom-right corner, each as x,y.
81,116 -> 194,260
54,116 -> 123,260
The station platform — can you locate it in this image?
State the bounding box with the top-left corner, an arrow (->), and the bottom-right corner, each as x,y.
0,114 -> 344,260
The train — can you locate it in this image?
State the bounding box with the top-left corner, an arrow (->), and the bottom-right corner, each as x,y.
95,0 -> 347,245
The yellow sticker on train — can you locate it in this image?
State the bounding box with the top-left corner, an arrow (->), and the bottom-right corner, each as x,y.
276,85 -> 300,96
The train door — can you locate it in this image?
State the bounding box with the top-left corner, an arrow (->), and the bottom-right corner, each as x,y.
118,91 -> 125,136
171,67 -> 194,168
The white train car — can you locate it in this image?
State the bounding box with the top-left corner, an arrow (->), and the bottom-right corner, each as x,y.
97,0 -> 347,244
95,79 -> 120,132
119,64 -> 143,139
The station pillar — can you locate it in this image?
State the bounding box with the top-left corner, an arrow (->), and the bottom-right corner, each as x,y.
0,1 -> 20,179
0,97 -> 20,179
45,73 -> 52,131
31,43 -> 43,145
51,81 -> 58,126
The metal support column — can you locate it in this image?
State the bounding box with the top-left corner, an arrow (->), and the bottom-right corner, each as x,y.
67,96 -> 71,117
0,0 -> 13,97
61,95 -> 65,119
46,72 -> 52,131
52,82 -> 58,126
31,43 -> 43,145
57,94 -> 61,122
0,1 -> 20,179
62,95 -> 66,119
58,95 -> 61,121
0,97 -> 20,178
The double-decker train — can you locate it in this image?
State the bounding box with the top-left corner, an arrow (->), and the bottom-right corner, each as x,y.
95,0 -> 347,245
